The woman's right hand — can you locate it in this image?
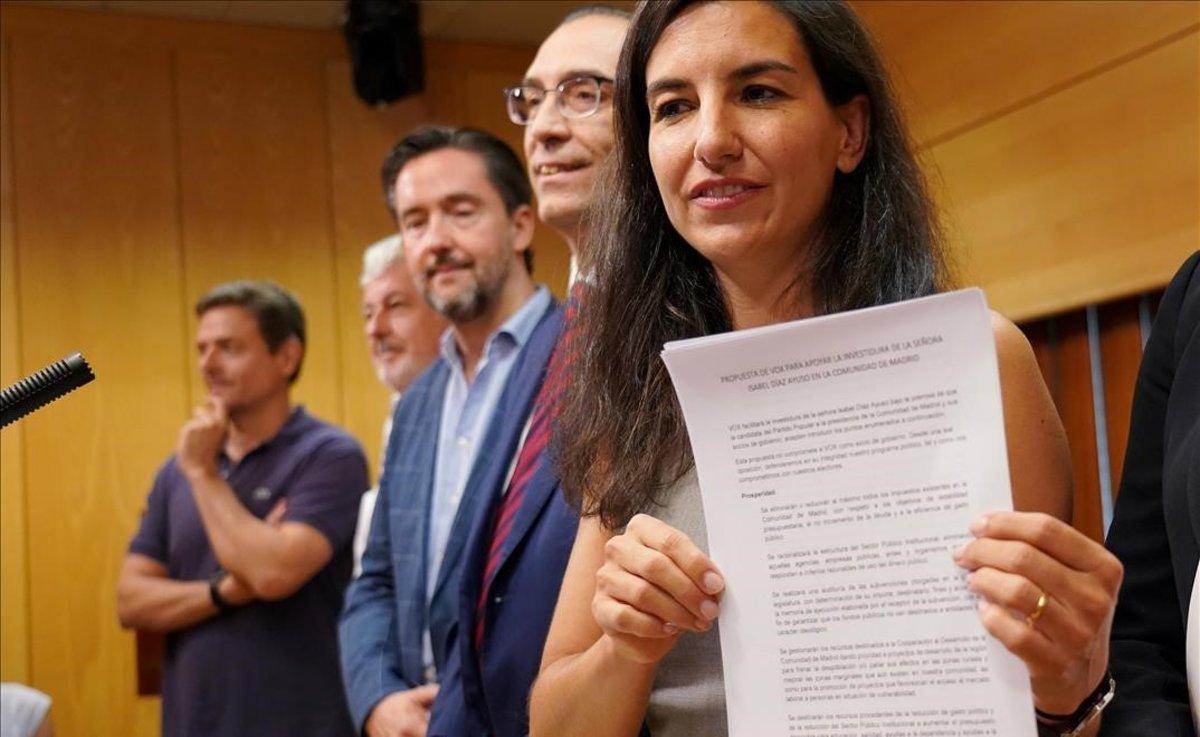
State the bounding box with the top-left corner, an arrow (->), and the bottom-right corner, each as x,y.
592,513 -> 725,665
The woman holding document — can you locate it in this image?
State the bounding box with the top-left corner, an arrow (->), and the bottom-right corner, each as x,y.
530,2 -> 1124,737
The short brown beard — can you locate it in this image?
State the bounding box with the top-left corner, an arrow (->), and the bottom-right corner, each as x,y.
422,250 -> 511,324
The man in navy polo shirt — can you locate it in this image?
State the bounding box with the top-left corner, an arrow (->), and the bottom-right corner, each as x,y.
117,280 -> 369,737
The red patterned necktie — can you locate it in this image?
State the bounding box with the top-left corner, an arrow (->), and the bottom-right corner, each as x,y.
473,343 -> 565,649
473,291 -> 579,649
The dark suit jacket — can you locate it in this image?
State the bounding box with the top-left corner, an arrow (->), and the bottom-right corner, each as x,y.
428,318 -> 652,737
339,300 -> 561,734
1102,250 -> 1199,737
427,307 -> 577,737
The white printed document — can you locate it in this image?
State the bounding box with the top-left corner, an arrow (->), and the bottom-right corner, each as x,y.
661,289 -> 1035,737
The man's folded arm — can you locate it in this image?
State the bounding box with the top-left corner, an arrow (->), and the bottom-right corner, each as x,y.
189,436 -> 367,601
115,553 -> 221,632
119,464 -> 244,631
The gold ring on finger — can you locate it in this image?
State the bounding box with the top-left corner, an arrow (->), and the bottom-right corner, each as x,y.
1025,592 -> 1047,627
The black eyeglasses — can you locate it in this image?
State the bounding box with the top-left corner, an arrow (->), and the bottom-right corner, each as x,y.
503,75 -> 614,125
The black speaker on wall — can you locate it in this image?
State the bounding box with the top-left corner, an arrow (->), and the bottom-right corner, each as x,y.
344,0 -> 424,106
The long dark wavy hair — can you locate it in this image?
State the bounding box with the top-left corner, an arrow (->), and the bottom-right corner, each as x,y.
557,0 -> 950,529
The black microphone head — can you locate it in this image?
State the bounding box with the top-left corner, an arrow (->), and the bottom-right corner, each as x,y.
0,351 -> 96,428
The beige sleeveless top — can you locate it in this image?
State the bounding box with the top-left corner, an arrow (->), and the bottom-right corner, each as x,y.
644,468 -> 729,737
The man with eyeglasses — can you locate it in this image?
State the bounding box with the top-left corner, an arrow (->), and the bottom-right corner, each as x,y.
425,6 -> 631,737
505,8 -> 626,258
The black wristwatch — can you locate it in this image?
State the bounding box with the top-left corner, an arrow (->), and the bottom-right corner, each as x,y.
1035,671 -> 1115,737
208,570 -> 235,614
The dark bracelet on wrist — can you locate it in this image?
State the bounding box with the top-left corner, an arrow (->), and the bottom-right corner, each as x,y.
1035,670 -> 1115,736
208,570 -> 235,614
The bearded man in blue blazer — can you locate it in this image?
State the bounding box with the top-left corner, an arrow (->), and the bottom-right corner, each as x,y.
339,125 -> 560,737
426,7 -> 632,737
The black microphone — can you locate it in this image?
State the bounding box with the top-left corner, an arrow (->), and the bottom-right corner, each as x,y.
1,352 -> 96,428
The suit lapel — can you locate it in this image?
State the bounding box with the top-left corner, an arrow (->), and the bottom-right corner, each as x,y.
493,452 -> 558,579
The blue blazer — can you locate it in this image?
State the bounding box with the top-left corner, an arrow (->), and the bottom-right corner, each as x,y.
428,317 -> 579,737
339,301 -> 561,733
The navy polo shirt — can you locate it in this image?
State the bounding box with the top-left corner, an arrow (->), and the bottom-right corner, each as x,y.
128,407 -> 368,737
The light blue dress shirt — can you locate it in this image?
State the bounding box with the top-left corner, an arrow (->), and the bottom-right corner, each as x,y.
427,286 -> 551,600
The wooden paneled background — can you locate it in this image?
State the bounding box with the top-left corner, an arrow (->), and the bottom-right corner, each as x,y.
856,0 -> 1198,321
0,3 -> 1195,737
0,5 -> 565,736
1023,293 -> 1163,543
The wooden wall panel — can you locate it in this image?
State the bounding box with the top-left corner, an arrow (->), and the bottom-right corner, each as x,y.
0,37 -> 31,685
424,42 -> 539,122
930,30 -> 1199,322
1097,298 -> 1145,497
1022,291 -> 1166,543
0,3 -> 342,58
424,45 -> 469,125
1,6 -> 565,735
1059,316 -> 1103,545
326,59 -> 430,475
1025,314 -> 1105,543
134,630 -> 163,697
855,0 -> 1199,146
9,34 -> 185,737
464,70 -> 524,182
1020,298 -> 1164,546
175,49 -> 341,422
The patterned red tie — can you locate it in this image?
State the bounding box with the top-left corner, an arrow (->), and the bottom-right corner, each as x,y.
473,292 -> 579,649
473,344 -> 564,648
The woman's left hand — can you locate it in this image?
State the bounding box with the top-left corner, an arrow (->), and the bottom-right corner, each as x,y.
953,511 -> 1123,715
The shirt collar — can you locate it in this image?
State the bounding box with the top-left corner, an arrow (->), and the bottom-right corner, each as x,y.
217,405 -> 306,463
438,286 -> 552,370
270,405 -> 308,444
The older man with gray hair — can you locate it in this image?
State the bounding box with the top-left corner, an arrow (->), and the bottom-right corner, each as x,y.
361,235 -> 447,395
353,235 -> 448,573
